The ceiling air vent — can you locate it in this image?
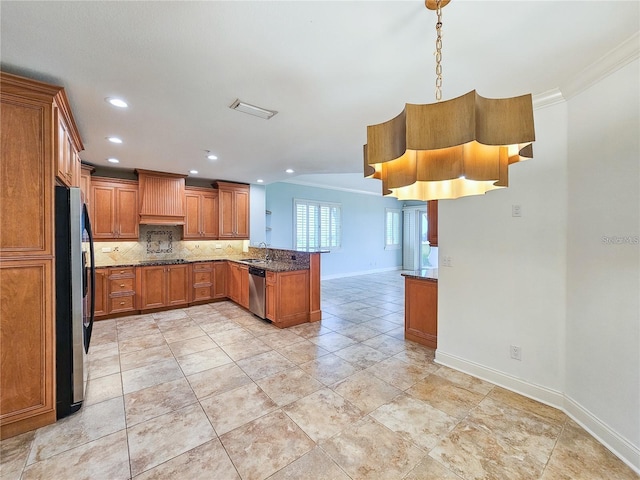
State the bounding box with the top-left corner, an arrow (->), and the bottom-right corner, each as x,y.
229,99 -> 277,120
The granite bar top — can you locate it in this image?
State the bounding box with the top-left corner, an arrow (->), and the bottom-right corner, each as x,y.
95,256 -> 308,273
401,268 -> 438,281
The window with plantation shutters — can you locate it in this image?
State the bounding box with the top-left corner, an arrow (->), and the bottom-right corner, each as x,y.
385,208 -> 401,250
294,199 -> 341,251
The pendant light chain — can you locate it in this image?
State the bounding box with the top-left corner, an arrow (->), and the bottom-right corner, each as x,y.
435,0 -> 443,102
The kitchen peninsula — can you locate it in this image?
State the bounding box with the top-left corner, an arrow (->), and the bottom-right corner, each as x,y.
95,247 -> 323,329
403,268 -> 438,349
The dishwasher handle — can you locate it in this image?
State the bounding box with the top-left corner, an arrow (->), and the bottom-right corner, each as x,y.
248,266 -> 266,277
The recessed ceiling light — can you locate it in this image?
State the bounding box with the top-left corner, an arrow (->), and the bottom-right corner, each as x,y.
189,170 -> 198,175
257,179 -> 264,183
206,153 -> 218,160
285,169 -> 294,174
107,136 -> 123,144
107,158 -> 120,164
105,97 -> 128,108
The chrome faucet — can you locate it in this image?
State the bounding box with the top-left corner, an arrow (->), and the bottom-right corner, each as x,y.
258,242 -> 269,262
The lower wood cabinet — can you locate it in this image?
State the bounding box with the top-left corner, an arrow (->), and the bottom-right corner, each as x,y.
404,276 -> 438,348
227,262 -> 248,308
94,267 -> 136,318
266,269 -> 309,328
94,268 -> 109,318
137,264 -> 191,310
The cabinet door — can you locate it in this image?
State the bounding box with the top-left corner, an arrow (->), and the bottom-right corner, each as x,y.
234,189 -> 249,238
218,189 -> 235,238
184,193 -> 202,239
55,111 -> 71,186
0,99 -> 53,257
427,200 -> 438,246
227,262 -> 240,302
91,184 -> 116,239
138,266 -> 166,310
201,192 -> 219,239
94,268 -> 109,317
404,278 -> 438,348
80,165 -> 93,208
277,270 -> 309,326
192,263 -> 213,302
167,264 -> 190,306
115,186 -> 138,239
0,259 -> 55,428
213,262 -> 227,299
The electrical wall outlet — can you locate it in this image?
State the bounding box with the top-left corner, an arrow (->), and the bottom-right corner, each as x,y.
510,345 -> 522,361
101,247 -> 111,253
441,255 -> 453,267
512,204 -> 522,217
215,244 -> 222,249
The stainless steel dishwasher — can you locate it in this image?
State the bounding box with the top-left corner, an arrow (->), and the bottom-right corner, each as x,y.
248,266 -> 266,319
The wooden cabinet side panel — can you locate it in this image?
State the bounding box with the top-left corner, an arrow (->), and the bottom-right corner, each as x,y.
404,278 -> 438,348
0,100 -> 51,256
428,200 -> 438,247
239,265 -> 249,309
308,253 -> 321,322
0,260 -> 54,423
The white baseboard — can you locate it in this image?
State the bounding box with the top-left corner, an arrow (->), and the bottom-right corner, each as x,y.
322,265 -> 402,280
435,350 -> 640,474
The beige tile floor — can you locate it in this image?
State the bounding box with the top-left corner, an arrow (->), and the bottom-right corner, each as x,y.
2,271 -> 638,480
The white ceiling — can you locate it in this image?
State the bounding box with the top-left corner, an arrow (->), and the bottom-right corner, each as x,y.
1,1 -> 638,194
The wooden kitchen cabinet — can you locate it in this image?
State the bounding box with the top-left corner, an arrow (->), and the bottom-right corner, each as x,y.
265,269 -> 309,328
404,276 -> 438,348
427,200 -> 438,246
80,164 -> 95,208
192,262 -> 214,302
212,262 -> 227,299
108,267 -> 137,314
184,187 -> 219,239
227,262 -> 248,308
94,268 -> 109,318
215,181 -> 249,239
137,264 -> 191,310
91,178 -> 139,240
1,72 -> 83,438
136,169 -> 186,225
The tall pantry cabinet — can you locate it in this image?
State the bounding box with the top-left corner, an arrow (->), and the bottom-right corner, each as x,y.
0,72 -> 83,439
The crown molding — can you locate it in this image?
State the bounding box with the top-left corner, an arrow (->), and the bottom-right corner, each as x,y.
533,88 -> 565,110
561,31 -> 639,100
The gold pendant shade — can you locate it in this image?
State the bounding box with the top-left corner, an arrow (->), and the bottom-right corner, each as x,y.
364,90 -> 535,201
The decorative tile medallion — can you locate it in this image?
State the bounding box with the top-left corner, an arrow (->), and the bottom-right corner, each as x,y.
146,230 -> 173,254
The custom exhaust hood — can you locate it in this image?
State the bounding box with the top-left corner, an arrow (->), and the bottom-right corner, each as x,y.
136,169 -> 187,225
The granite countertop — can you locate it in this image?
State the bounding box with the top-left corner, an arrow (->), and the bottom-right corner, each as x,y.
95,256 -> 307,273
401,268 -> 438,281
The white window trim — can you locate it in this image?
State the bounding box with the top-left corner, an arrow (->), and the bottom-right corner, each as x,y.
293,198 -> 342,252
385,208 -> 401,250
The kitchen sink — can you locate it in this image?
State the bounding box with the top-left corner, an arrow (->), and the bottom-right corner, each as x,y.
239,258 -> 264,264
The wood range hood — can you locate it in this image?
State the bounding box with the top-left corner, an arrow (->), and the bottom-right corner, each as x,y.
136,169 -> 187,225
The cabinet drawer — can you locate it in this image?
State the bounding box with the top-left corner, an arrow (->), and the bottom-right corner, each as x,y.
109,295 -> 135,313
193,286 -> 213,301
110,267 -> 135,278
192,262 -> 212,272
109,277 -> 134,292
193,271 -> 212,284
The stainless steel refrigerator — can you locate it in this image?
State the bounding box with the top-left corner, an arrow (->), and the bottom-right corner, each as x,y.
55,186 -> 95,419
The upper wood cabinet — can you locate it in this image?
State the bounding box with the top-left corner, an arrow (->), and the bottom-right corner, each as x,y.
80,164 -> 94,208
184,187 -> 219,239
136,169 -> 186,225
215,181 -> 249,239
0,72 -> 80,438
427,200 -> 438,246
55,108 -> 82,188
91,178 -> 139,240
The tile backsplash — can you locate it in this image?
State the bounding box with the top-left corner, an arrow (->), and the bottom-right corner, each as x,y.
93,225 -> 247,266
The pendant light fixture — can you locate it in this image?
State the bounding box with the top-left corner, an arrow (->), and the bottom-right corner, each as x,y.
363,0 -> 535,201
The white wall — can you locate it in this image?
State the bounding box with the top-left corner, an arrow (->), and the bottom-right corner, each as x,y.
436,59 -> 639,471
436,101 -> 568,399
565,59 -> 639,466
